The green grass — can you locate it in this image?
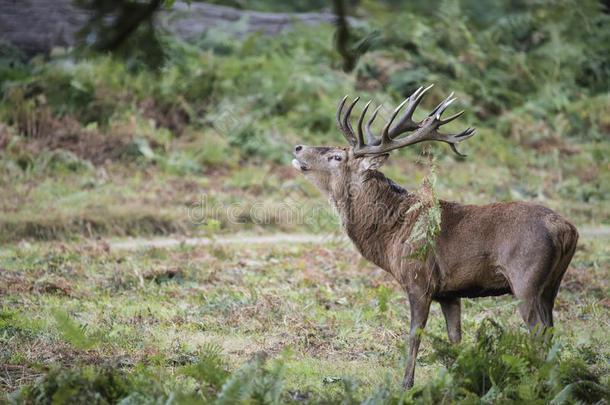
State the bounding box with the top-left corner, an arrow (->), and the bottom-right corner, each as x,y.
0,148 -> 607,243
1,236 -> 608,402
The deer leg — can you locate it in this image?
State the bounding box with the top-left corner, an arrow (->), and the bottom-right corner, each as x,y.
514,273 -> 555,332
516,295 -> 540,331
402,295 -> 431,390
517,295 -> 553,332
439,298 -> 462,344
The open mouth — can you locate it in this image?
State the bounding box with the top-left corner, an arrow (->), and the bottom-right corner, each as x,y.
292,159 -> 310,171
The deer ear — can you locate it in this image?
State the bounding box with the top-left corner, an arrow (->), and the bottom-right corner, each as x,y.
360,154 -> 389,171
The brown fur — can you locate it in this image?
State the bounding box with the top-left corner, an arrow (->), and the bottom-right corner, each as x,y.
293,145 -> 578,389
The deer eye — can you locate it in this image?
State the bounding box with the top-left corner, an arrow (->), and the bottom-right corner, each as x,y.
333,156 -> 342,161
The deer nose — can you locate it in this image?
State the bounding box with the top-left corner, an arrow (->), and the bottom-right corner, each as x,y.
294,145 -> 303,154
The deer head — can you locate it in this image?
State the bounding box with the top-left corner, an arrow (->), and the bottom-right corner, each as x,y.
292,85 -> 476,199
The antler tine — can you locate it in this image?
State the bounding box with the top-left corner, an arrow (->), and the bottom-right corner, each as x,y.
435,97 -> 456,120
342,97 -> 360,146
346,86 -> 475,157
336,95 -> 360,147
455,127 -> 476,139
381,98 -> 410,144
439,109 -> 464,125
357,100 -> 372,148
365,105 -> 382,145
428,91 -> 455,119
446,127 -> 476,157
388,84 -> 434,138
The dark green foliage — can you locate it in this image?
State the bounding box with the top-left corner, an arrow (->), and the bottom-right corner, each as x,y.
1,0 -> 607,169
375,285 -> 393,313
0,309 -> 25,342
0,309 -> 42,348
75,0 -> 166,70
333,0 -> 381,72
312,320 -> 609,404
0,41 -> 27,79
9,366 -> 132,405
179,343 -> 230,392
9,320 -> 608,404
422,319 -> 609,404
355,0 -> 609,148
51,309 -> 99,350
405,161 -> 442,262
7,350 -> 288,404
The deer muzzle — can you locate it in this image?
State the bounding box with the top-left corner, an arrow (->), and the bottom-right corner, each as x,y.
292,145 -> 310,171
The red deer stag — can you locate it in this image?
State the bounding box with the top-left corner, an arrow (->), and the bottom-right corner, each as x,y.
291,85 -> 579,389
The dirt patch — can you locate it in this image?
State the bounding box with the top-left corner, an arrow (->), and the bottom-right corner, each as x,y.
527,136 -> 579,156
563,274 -> 608,306
0,271 -> 72,297
166,178 -> 206,194
270,164 -> 297,181
139,98 -> 190,137
355,55 -> 412,92
143,268 -> 184,284
7,89 -> 130,165
20,116 -> 128,165
0,204 -> 190,244
0,364 -> 42,394
501,115 -> 580,156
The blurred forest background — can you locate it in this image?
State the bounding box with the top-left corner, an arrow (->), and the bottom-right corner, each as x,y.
0,0 -> 608,240
0,0 -> 609,403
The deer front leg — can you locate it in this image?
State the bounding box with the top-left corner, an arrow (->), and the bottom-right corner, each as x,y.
439,298 -> 462,344
402,294 -> 431,389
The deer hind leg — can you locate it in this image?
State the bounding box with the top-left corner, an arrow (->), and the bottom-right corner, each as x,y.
536,232 -> 577,330
514,222 -> 577,333
402,294 -> 432,390
514,270 -> 556,332
513,274 -> 554,332
439,298 -> 462,344
528,260 -> 571,331
514,249 -> 573,331
517,296 -> 553,332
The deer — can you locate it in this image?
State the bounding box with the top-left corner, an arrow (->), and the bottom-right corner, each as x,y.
291,84 -> 579,389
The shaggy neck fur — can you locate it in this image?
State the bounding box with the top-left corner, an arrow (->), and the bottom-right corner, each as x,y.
330,169 -> 418,272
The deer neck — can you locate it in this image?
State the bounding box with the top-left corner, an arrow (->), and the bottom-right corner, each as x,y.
330,170 -> 415,270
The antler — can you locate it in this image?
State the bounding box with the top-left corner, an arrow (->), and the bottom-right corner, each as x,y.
336,85 -> 476,157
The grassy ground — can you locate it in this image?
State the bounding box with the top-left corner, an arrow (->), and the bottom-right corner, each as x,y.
1,148 -> 608,244
1,232 -> 608,402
